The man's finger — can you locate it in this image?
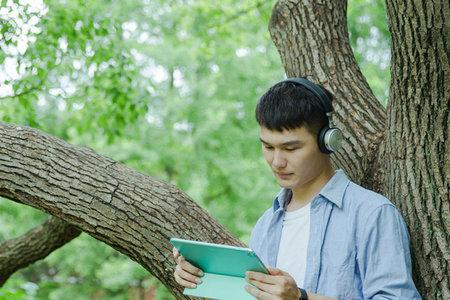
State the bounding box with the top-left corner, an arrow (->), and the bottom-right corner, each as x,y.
175,264 -> 203,284
246,271 -> 275,284
179,257 -> 204,276
174,267 -> 200,289
173,247 -> 180,259
267,266 -> 288,276
245,276 -> 278,294
245,284 -> 271,300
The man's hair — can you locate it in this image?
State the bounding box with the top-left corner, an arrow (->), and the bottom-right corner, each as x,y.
255,81 -> 332,136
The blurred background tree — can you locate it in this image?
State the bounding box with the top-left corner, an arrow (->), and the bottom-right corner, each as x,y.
0,0 -> 390,298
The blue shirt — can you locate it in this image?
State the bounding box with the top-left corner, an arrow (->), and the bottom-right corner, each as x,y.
249,170 -> 421,299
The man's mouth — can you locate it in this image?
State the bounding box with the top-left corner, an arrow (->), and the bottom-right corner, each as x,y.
276,172 -> 293,178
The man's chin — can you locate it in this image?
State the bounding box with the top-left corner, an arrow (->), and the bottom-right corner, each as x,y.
276,179 -> 294,189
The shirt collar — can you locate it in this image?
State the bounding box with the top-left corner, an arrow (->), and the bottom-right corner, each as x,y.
317,169 -> 349,208
273,188 -> 292,212
272,169 -> 349,211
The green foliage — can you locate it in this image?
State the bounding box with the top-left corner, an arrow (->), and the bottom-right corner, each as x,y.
0,0 -> 391,298
0,199 -> 47,241
0,278 -> 28,300
348,0 -> 391,105
0,0 -> 150,138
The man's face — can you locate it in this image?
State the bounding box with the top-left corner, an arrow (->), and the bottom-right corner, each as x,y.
259,126 -> 330,191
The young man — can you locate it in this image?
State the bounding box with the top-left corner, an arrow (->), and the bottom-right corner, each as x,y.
173,78 -> 421,299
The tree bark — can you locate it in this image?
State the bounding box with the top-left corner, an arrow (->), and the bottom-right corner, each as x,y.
0,122 -> 243,298
384,0 -> 449,298
0,215 -> 81,286
269,0 -> 387,192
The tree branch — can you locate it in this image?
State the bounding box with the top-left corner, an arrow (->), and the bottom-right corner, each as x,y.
0,86 -> 40,100
0,215 -> 81,287
222,0 -> 265,24
0,121 -> 242,299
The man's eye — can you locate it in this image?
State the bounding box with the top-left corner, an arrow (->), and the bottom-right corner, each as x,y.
264,145 -> 274,150
285,148 -> 298,152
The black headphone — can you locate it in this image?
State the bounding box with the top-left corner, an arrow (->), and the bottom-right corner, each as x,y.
281,77 -> 343,154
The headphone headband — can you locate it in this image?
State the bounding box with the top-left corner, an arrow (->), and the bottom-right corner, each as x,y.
280,77 -> 342,154
281,78 -> 333,113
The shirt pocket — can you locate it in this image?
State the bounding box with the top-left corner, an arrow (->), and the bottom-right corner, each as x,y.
320,248 -> 360,299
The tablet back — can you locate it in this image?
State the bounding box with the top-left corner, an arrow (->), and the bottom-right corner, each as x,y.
170,238 -> 268,277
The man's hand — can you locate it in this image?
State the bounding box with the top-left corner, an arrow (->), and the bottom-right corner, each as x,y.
173,247 -> 204,288
245,267 -> 301,300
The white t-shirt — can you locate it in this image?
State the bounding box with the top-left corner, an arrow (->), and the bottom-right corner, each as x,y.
275,203 -> 310,287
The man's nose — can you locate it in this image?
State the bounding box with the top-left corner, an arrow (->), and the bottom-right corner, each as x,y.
272,149 -> 286,169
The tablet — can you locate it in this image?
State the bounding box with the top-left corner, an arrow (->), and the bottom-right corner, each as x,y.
170,237 -> 268,276
170,238 -> 268,299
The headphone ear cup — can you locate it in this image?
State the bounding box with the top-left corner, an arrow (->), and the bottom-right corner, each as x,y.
324,128 -> 343,153
318,126 -> 343,154
318,126 -> 333,154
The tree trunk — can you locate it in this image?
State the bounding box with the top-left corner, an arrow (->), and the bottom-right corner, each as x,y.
268,0 -> 449,298
384,0 -> 449,298
0,122 -> 243,298
269,0 -> 387,192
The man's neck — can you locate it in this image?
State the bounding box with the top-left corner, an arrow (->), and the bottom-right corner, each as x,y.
287,165 -> 335,212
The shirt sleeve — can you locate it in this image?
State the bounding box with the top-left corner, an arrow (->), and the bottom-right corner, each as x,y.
249,212 -> 266,254
249,221 -> 259,250
249,208 -> 275,267
357,204 -> 422,299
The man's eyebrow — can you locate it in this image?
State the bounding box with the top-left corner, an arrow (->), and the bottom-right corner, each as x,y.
280,140 -> 303,146
259,138 -> 303,147
259,138 -> 269,144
